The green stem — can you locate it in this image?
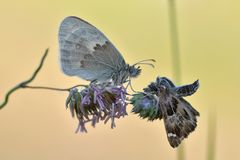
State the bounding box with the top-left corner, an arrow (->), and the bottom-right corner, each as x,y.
207,109 -> 217,160
168,0 -> 181,84
177,143 -> 185,160
168,0 -> 184,160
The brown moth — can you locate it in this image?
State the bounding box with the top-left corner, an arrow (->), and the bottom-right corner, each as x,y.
131,77 -> 200,148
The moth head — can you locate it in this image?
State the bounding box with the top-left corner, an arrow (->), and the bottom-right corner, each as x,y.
156,77 -> 174,93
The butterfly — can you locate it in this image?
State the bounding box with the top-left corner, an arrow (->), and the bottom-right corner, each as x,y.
58,16 -> 155,86
131,77 -> 200,148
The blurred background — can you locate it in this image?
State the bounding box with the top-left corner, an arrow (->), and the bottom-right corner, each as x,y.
0,0 -> 239,159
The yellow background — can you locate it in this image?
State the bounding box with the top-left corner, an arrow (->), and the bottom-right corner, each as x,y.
0,0 -> 239,159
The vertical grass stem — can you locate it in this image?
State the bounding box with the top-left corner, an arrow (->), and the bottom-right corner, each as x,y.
168,0 -> 184,160
207,109 -> 217,160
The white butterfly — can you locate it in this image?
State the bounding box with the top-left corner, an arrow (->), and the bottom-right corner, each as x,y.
58,16 -> 154,85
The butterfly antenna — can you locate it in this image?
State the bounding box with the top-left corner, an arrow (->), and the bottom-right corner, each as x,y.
134,59 -> 156,64
135,62 -> 155,68
133,59 -> 156,68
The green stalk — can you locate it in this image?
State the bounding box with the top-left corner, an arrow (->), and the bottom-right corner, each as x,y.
167,0 -> 184,160
207,109 -> 217,160
168,0 -> 181,84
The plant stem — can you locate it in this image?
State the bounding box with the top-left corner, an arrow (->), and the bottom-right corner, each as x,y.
168,0 -> 181,84
168,0 -> 184,160
0,49 -> 87,110
23,84 -> 87,92
0,49 -> 49,109
207,109 -> 217,160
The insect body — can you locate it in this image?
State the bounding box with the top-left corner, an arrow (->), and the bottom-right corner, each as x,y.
58,16 -> 153,85
131,77 -> 200,148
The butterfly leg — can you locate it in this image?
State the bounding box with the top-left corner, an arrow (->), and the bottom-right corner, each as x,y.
125,78 -> 138,93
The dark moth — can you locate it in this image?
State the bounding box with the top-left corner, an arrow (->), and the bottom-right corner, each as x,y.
131,77 -> 200,148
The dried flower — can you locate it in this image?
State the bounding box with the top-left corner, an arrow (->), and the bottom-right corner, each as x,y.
65,83 -> 128,133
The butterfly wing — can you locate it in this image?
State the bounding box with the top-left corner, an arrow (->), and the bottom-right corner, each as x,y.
162,95 -> 199,148
59,16 -> 126,82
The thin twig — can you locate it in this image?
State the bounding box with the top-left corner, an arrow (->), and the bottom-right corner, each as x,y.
23,84 -> 87,92
0,49 -> 87,110
0,49 -> 48,109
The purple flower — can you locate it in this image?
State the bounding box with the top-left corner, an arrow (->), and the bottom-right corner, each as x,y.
108,85 -> 128,116
65,83 -> 129,133
92,84 -> 105,110
81,89 -> 91,106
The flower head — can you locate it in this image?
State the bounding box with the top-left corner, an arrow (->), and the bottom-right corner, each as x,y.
131,93 -> 161,121
65,83 -> 128,133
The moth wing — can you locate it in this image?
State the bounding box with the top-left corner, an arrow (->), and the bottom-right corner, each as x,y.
162,95 -> 199,148
174,80 -> 200,97
58,16 -> 126,82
